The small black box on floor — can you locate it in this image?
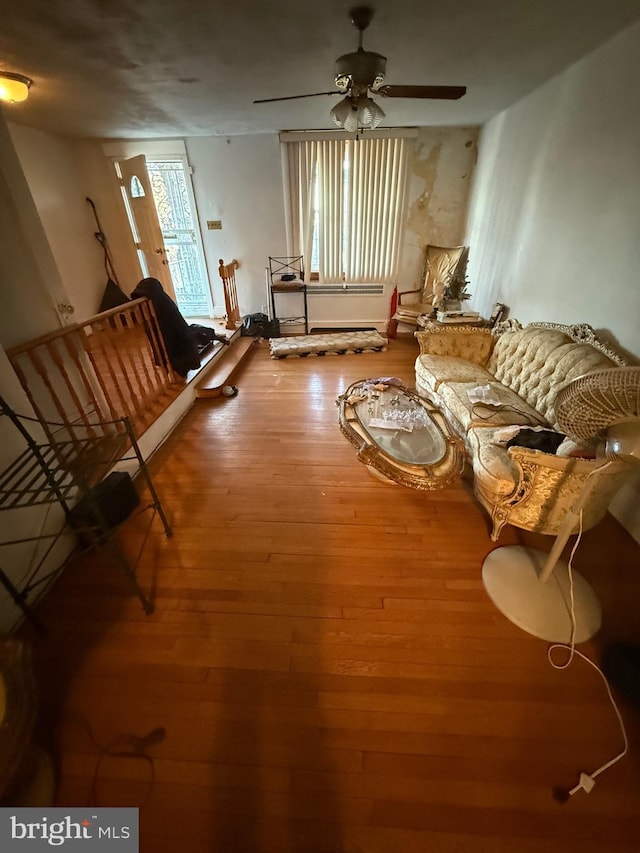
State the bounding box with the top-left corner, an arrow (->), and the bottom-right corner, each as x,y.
69,471 -> 139,543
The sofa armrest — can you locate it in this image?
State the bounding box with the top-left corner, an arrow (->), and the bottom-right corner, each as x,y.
477,445 -> 630,540
415,327 -> 494,365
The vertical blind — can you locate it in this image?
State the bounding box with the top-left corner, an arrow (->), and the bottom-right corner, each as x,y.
282,139 -> 319,271
281,135 -> 410,284
317,138 -> 346,283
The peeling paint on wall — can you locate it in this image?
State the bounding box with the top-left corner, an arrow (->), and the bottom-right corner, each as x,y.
407,141 -> 442,240
398,127 -> 479,293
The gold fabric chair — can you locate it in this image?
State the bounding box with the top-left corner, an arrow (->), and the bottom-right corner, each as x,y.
395,244 -> 465,324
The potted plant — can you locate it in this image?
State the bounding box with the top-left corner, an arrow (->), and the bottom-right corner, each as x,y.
443,272 -> 472,311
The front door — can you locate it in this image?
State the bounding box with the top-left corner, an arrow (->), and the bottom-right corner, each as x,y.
118,155 -> 177,302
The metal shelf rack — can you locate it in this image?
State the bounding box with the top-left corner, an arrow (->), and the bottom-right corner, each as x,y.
0,395 -> 172,634
268,256 -> 308,335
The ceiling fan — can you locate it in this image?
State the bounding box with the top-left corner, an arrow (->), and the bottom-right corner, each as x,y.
254,6 -> 466,130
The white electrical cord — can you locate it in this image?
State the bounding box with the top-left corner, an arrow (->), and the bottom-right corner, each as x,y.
546,473 -> 629,801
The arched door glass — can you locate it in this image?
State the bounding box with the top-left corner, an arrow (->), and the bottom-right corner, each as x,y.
130,175 -> 145,197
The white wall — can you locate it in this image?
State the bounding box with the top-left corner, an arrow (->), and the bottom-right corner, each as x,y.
0,117 -> 63,346
464,20 -> 640,539
185,134 -> 286,318
465,21 -> 640,360
8,123 -> 113,322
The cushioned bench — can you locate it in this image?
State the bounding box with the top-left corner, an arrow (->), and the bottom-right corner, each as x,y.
269,330 -> 388,359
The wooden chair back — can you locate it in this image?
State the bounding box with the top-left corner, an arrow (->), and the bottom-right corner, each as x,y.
219,258 -> 241,330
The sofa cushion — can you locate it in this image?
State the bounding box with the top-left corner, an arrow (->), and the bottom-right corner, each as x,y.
415,355 -> 494,395
437,380 -> 547,433
488,327 -> 617,426
465,427 -> 520,499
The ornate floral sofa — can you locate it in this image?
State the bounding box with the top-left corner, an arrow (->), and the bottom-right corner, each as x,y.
414,321 -> 630,540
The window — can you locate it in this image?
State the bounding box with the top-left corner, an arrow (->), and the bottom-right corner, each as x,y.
282,134 -> 410,285
130,175 -> 145,197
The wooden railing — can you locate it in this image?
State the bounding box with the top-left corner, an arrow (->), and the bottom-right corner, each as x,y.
7,298 -> 182,445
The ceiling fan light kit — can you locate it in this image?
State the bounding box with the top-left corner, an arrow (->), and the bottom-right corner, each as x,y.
253,6 -> 466,130
330,93 -> 385,132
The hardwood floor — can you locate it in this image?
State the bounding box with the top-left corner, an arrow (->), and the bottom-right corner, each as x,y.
21,334 -> 640,852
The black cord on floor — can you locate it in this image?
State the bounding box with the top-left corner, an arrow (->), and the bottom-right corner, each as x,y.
64,711 -> 166,807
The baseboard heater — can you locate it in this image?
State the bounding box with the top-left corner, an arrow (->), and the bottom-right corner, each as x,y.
311,284 -> 384,295
310,327 -> 376,334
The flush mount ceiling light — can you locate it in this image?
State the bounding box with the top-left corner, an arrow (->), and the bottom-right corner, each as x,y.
330,93 -> 385,132
0,72 -> 32,104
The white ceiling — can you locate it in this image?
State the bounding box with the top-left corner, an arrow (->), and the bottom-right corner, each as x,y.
2,0 -> 640,139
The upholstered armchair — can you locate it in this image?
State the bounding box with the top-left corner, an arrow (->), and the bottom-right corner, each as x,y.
395,244 -> 465,325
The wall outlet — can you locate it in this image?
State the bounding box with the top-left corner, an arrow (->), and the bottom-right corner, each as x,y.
207,220 -> 222,230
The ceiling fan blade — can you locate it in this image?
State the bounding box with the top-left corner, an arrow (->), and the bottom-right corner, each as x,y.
376,85 -> 467,100
254,91 -> 343,104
